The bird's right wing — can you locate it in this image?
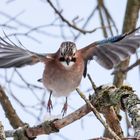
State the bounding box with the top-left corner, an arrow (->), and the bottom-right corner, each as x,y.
79,27 -> 140,69
0,37 -> 47,68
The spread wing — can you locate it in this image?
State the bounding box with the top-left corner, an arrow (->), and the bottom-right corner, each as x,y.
79,27 -> 140,72
0,37 -> 49,68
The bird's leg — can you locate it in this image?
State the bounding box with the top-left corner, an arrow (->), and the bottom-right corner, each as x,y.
61,97 -> 68,116
47,91 -> 53,113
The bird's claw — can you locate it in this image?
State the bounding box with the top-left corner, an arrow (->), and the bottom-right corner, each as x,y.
61,98 -> 68,116
47,97 -> 53,113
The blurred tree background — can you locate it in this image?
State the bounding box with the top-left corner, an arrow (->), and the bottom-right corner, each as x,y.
0,0 -> 140,139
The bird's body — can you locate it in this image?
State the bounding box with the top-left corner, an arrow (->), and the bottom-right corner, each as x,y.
43,52 -> 84,97
0,27 -> 140,114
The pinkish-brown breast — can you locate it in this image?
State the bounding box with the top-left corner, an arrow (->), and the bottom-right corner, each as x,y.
42,53 -> 84,97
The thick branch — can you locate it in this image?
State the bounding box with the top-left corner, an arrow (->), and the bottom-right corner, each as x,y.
4,104 -> 90,138
88,74 -> 123,138
5,85 -> 140,139
94,85 -> 140,138
122,93 -> 140,138
76,88 -> 121,140
0,86 -> 24,129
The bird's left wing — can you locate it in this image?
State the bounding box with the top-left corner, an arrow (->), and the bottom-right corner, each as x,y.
79,27 -> 140,70
0,37 -> 49,68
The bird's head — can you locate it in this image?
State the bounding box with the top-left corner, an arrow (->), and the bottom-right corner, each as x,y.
59,41 -> 77,66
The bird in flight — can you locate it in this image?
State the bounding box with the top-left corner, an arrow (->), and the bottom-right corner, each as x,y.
0,27 -> 140,115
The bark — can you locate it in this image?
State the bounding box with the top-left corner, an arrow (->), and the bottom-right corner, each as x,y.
0,86 -> 24,129
5,85 -> 140,139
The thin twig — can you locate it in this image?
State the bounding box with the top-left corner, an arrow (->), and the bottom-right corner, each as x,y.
46,0 -> 106,34
123,59 -> 140,73
112,59 -> 140,75
87,74 -> 97,91
74,6 -> 98,40
97,0 -> 108,37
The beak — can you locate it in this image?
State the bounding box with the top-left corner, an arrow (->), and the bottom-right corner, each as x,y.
66,57 -> 71,65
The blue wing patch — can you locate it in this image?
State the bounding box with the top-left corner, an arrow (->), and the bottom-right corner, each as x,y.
97,34 -> 125,45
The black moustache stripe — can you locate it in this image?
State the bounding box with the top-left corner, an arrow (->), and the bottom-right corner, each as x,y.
59,57 -> 65,61
71,58 -> 76,62
59,57 -> 76,62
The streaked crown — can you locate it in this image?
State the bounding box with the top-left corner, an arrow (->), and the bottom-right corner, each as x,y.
60,41 -> 77,57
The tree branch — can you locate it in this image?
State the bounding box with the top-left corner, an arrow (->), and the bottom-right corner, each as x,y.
4,85 -> 140,139
0,85 -> 24,129
76,88 -> 121,140
110,1 -> 140,138
46,0 -> 109,34
113,0 -> 140,87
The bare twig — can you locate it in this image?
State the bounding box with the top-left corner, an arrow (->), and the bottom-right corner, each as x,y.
97,0 -> 118,37
76,88 -> 121,140
87,74 -> 97,91
0,24 -> 16,30
46,0 -> 108,34
6,0 -> 16,4
87,74 -> 123,138
97,0 -> 107,37
112,59 -> 140,75
123,59 -> 140,73
74,6 -> 98,40
0,11 -> 63,39
4,84 -> 140,139
15,69 -> 41,102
